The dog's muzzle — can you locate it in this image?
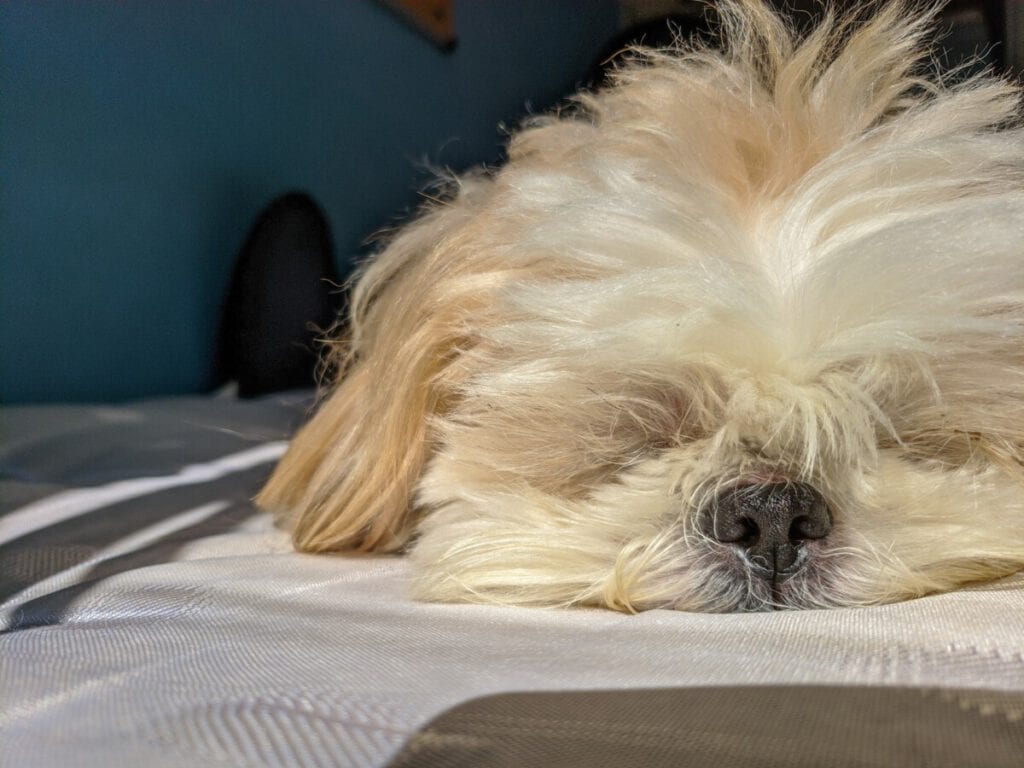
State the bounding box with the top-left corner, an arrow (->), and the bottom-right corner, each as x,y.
700,482 -> 833,578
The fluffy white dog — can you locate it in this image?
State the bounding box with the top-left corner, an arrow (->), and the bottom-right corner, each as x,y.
260,1 -> 1024,612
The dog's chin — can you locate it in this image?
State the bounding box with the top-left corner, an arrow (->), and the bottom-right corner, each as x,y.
676,545 -> 847,613
588,529 -> 855,613
412,538 -> 918,615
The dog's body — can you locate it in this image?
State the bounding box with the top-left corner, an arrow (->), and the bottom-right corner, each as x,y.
260,1 -> 1024,612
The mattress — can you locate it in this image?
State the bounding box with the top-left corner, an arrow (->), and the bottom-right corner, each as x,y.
2,394 -> 1023,767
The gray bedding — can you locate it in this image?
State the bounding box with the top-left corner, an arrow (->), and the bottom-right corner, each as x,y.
2,394 -> 1023,767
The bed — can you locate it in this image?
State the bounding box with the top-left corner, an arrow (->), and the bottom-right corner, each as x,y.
3,393 -> 1024,767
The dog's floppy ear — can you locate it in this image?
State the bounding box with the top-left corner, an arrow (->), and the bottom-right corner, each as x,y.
257,188 -> 485,553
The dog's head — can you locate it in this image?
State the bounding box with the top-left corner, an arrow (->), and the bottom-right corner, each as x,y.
260,1 -> 1024,612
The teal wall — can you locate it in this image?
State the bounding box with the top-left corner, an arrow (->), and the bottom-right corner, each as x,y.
0,1 -> 618,403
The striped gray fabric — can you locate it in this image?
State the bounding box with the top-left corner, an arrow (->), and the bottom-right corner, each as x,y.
391,687 -> 1024,768
2,395 -> 1023,767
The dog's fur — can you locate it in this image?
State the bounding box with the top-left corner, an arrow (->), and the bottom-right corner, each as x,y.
259,1 -> 1024,612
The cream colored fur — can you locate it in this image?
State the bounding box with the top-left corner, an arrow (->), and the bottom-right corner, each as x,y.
259,0 -> 1024,612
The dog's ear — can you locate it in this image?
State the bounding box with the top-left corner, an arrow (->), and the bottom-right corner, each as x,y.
257,190 -> 485,553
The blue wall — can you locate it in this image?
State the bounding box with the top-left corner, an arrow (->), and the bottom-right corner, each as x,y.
0,1 -> 618,404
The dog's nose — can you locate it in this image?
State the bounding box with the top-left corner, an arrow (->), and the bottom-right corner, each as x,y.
701,482 -> 832,576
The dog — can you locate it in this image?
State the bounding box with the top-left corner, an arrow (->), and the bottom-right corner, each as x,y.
259,1 -> 1024,612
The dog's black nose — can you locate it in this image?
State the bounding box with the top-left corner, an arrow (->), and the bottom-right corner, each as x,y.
701,483 -> 832,576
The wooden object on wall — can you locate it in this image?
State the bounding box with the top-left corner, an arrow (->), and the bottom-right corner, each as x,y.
378,0 -> 457,52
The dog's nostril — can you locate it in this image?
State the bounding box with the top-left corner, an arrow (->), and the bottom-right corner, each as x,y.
714,516 -> 760,547
737,517 -> 760,547
737,518 -> 761,548
789,507 -> 831,542
789,515 -> 812,542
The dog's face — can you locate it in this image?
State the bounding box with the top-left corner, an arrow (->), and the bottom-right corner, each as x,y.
260,1 -> 1024,612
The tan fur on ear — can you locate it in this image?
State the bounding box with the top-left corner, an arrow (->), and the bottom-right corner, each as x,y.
258,365 -> 422,552
256,165 -> 583,552
257,185 -> 486,553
